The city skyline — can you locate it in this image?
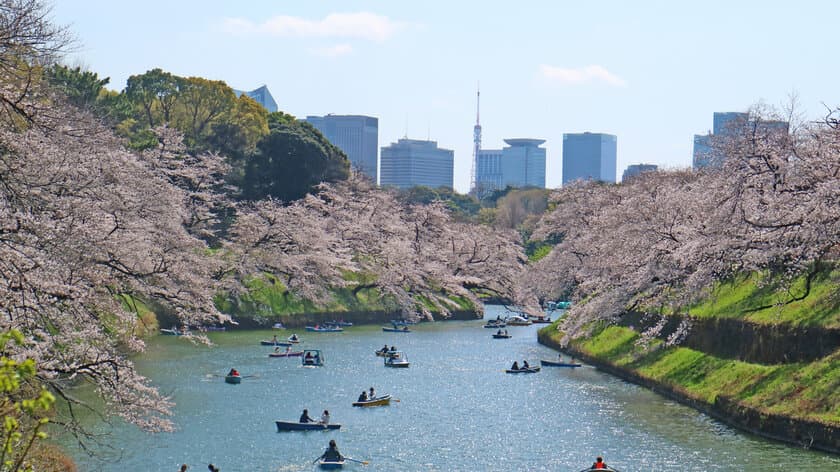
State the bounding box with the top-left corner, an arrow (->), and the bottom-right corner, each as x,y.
52,1 -> 840,193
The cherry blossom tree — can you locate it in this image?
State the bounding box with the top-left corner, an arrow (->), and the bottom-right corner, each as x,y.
528,105 -> 840,342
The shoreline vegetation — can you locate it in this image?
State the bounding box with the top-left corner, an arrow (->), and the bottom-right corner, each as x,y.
538,270 -> 840,455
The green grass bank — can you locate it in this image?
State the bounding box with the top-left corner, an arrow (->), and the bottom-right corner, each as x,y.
539,269 -> 840,454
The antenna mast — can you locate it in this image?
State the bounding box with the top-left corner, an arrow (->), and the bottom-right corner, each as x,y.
470,83 -> 481,193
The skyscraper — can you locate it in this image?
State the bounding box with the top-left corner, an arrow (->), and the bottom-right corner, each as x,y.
475,139 -> 547,193
305,115 -> 379,182
693,112 -> 788,170
233,85 -> 278,113
562,132 -> 617,185
379,138 -> 454,189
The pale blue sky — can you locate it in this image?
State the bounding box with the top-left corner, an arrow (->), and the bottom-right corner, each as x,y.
52,1 -> 838,192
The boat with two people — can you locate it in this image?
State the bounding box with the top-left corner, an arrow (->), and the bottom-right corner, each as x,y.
269,346 -> 303,357
275,420 -> 340,431
505,360 -> 540,374
492,329 -> 511,339
261,335 -> 292,346
375,345 -> 399,357
302,349 -> 324,367
484,318 -> 507,329
352,392 -> 392,407
384,351 -> 410,368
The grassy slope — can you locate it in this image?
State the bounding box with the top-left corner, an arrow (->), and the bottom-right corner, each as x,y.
542,267 -> 840,426
214,272 -> 476,320
686,269 -> 840,328
543,324 -> 840,425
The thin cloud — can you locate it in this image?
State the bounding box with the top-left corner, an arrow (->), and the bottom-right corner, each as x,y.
221,12 -> 404,41
310,44 -> 353,57
539,64 -> 627,87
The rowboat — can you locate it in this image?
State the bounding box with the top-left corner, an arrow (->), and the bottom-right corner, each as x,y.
540,359 -> 582,367
318,459 -> 345,470
268,351 -> 303,357
484,321 -> 506,328
160,328 -> 189,336
352,394 -> 392,407
492,333 -> 512,339
274,420 -> 340,431
506,316 -> 532,326
505,367 -> 541,374
330,320 -> 353,327
224,375 -> 242,384
287,335 -> 301,343
577,468 -> 618,472
382,327 -> 411,333
272,322 -> 285,329
261,340 -> 292,346
302,349 -> 324,366
305,325 -> 344,332
375,350 -> 399,358
384,351 -> 409,368
530,316 -> 552,324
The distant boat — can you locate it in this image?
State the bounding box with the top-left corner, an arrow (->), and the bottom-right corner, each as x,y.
160,327 -> 189,336
302,349 -> 324,367
492,333 -> 512,339
540,359 -> 582,368
268,351 -> 303,357
484,319 -> 506,328
529,316 -> 552,324
352,394 -> 392,407
330,320 -> 353,327
382,326 -> 411,333
506,316 -> 532,326
274,420 -> 340,431
261,340 -> 292,346
305,325 -> 344,332
287,335 -> 301,343
505,366 -> 540,374
198,326 -> 227,332
272,322 -> 285,329
384,351 -> 409,368
224,374 -> 242,384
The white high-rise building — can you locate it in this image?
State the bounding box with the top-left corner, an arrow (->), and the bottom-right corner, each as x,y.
380,138 -> 454,189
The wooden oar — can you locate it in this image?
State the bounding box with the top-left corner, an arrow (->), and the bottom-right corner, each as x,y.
345,457 -> 369,465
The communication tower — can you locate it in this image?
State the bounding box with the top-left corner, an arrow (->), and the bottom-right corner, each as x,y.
470,84 -> 481,193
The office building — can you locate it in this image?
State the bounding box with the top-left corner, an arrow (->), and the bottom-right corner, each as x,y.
475,138 -> 547,192
380,138 -> 454,189
693,112 -> 788,170
562,132 -> 617,185
233,85 -> 278,113
305,115 -> 379,182
622,163 -> 658,182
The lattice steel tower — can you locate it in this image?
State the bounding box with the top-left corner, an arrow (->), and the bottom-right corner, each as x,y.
470,84 -> 481,193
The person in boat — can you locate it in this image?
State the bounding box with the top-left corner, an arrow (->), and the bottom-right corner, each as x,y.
228,368 -> 239,376
497,329 -> 502,335
522,360 -> 530,369
390,345 -> 397,352
504,329 -> 508,335
285,346 -> 292,354
369,387 -> 376,399
380,344 -> 389,354
320,439 -> 344,463
271,335 -> 278,343
358,391 -> 368,402
180,465 -> 188,472
273,346 -> 280,353
402,326 -> 409,331
290,334 -> 299,341
313,352 -> 320,363
591,456 -> 608,469
207,465 -> 219,472
299,409 -> 315,423
320,409 -> 330,425
305,351 -> 314,361
511,361 -> 519,370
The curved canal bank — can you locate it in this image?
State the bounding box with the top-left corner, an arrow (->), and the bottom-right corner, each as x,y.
538,320 -> 840,454
62,306 -> 839,471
